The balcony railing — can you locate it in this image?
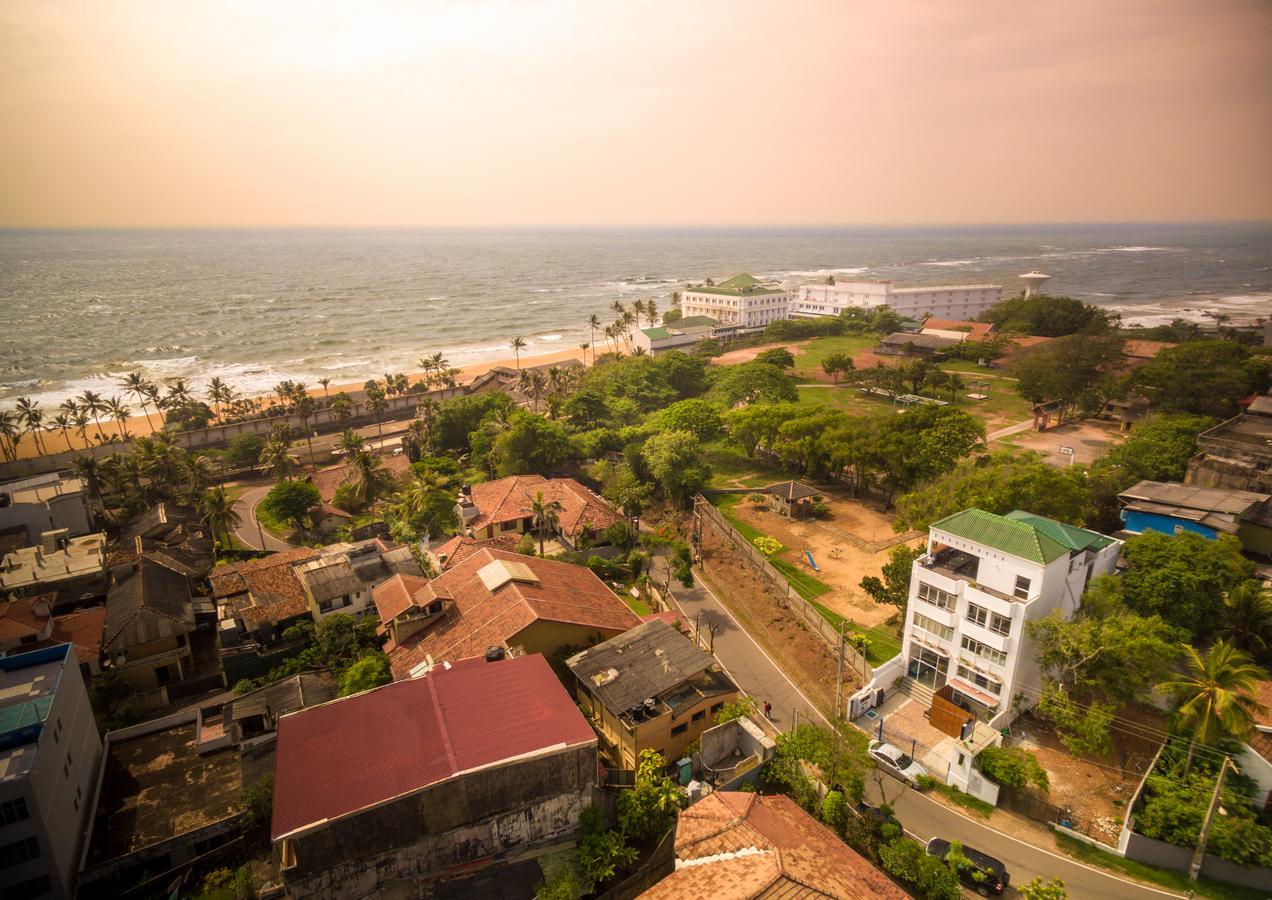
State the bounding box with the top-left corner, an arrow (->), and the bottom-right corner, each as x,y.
116,644 -> 191,672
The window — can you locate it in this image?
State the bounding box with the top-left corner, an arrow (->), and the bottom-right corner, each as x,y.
691,710 -> 705,722
0,836 -> 41,869
912,613 -> 953,642
6,874 -> 52,899
710,702 -> 724,715
0,798 -> 29,825
961,636 -> 1007,667
967,602 -> 1012,635
916,582 -> 955,610
988,611 -> 1012,637
956,664 -> 1002,696
318,599 -> 332,612
1014,575 -> 1031,600
671,723 -> 688,736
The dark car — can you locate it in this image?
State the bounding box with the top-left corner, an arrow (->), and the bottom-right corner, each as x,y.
925,837 -> 1010,896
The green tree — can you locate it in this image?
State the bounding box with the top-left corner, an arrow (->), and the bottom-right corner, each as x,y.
1133,339 -> 1254,418
820,352 -> 854,383
337,653 -> 391,696
259,438 -> 297,481
821,790 -> 847,834
562,390 -> 609,429
892,451 -> 1090,531
873,406 -> 985,501
977,746 -> 1049,792
878,837 -> 961,900
199,486 -> 241,550
531,490 -> 564,555
754,347 -> 796,368
1018,877 -> 1067,900
859,544 -> 921,613
648,398 -> 722,441
235,775 -> 274,830
1118,531 -> 1253,639
225,433 -> 266,469
1158,640 -> 1267,773
712,696 -> 757,724
260,479 -> 320,530
978,294 -> 1111,336
709,361 -> 799,406
1216,580 -> 1272,656
490,413 -> 573,477
395,470 -> 459,539
346,450 -> 397,506
724,402 -> 803,457
1010,334 -> 1125,418
641,430 -> 709,506
1036,682 -> 1114,759
511,335 -> 527,369
616,750 -> 681,841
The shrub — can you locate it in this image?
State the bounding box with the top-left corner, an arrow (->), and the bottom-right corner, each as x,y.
821,790 -> 847,834
977,745 -> 1050,792
235,776 -> 274,830
225,434 -> 266,469
713,697 -> 757,724
515,533 -> 537,556
810,499 -> 830,518
878,837 -> 961,900
754,535 -> 783,557
331,482 -> 366,514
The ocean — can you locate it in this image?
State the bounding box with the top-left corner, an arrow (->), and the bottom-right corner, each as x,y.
1,223 -> 1269,409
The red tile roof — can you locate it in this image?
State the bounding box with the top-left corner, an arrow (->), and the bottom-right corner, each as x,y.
435,533 -> 522,570
309,455 -> 412,504
384,549 -> 641,679
0,595 -> 49,643
270,653 -> 596,842
210,549 -> 320,629
372,572 -> 433,622
642,792 -> 905,899
467,475 -> 622,538
0,597 -> 106,662
921,318 -> 995,340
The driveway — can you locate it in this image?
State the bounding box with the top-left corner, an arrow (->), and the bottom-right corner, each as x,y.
231,480 -> 295,551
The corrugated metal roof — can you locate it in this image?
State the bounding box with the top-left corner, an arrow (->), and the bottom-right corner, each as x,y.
1118,480 -> 1268,516
566,619 -> 716,713
1003,510 -> 1116,552
270,653 -> 596,842
931,509 -> 1069,564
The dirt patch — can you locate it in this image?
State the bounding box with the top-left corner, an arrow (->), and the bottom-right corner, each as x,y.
697,525 -> 843,711
1008,709 -> 1166,846
997,419 -> 1126,466
711,341 -> 809,366
726,493 -> 918,628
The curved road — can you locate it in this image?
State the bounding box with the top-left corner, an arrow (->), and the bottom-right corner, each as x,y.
231,481 -> 296,552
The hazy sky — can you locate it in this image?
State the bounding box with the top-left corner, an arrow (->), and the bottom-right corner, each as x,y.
2,0 -> 1270,227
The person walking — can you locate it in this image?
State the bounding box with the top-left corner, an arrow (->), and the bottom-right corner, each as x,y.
763,700 -> 772,720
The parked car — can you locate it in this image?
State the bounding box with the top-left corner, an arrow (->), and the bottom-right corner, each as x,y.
867,739 -> 928,785
925,837 -> 1011,896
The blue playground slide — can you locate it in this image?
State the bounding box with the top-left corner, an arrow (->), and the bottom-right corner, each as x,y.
804,550 -> 820,572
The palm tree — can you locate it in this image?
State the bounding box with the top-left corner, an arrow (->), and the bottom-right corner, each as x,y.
579,342 -> 591,366
260,438 -> 298,481
1217,581 -> 1272,654
142,383 -> 165,426
107,397 -> 131,439
621,310 -> 637,353
366,390 -> 389,447
119,372 -> 157,431
71,454 -> 112,524
0,410 -> 19,461
206,377 -> 228,420
50,413 -> 74,452
318,377 -> 331,402
77,391 -> 108,444
587,314 -> 601,364
182,454 -> 216,505
199,486 -> 241,551
1158,641 -> 1267,774
645,299 -> 658,327
335,429 -> 365,457
603,324 -> 617,355
947,373 -> 966,402
633,299 -> 647,326
15,397 -> 47,456
330,395 -> 353,425
530,490 -> 564,556
164,379 -> 193,409
293,394 -> 318,470
510,336 -> 527,370
347,450 -> 395,506
396,470 -> 452,526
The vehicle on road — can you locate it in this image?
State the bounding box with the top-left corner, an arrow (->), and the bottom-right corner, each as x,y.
868,739 -> 928,785
925,837 -> 1010,896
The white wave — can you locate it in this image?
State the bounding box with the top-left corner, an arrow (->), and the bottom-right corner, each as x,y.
1111,291 -> 1272,327
537,334 -> 563,342
767,266 -> 870,279
923,259 -> 978,267
427,296 -> 446,301
532,288 -> 568,293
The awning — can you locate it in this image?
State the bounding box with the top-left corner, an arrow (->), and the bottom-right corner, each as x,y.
947,676 -> 1001,709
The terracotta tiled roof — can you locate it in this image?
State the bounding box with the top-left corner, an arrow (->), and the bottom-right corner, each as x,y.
467,476 -> 623,538
920,318 -> 995,340
271,653 -> 596,842
372,572 -> 433,622
210,549 -> 320,629
1124,339 -> 1176,360
385,549 -> 640,679
435,534 -> 521,570
48,606 -> 106,662
0,595 -> 51,643
1253,680 -> 1272,729
642,793 -> 905,899
309,455 -> 412,504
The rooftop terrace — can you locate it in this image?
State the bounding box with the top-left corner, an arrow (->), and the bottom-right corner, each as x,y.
0,644 -> 69,780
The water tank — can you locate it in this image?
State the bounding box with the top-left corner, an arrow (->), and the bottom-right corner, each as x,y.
484,646 -> 506,663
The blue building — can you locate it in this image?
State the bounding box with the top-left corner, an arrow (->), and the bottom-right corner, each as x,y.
1118,480 -> 1272,558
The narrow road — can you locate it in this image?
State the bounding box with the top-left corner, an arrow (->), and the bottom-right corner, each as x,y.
231,481 -> 295,552
987,419 -> 1035,441
865,775 -> 1184,899
650,548 -> 1185,900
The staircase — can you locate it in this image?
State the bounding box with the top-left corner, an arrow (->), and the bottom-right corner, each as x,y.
895,675 -> 935,709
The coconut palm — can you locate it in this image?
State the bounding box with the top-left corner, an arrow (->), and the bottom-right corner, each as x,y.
335,429 -> 365,457
206,377 -> 228,420
347,450 -> 396,506
74,391 -> 104,445
293,394 -> 318,470
119,373 -> 157,432
142,383 -> 165,426
1158,640 -> 1267,774
15,397 -> 47,456
644,299 -> 658,327
72,454 -> 112,523
199,486 -> 241,550
366,389 -> 389,447
1217,581 -> 1272,655
0,410 -> 19,461
621,309 -> 637,351
587,314 -> 602,364
396,470 -> 453,526
182,454 -> 216,505
530,490 -> 564,556
318,377 -> 331,402
260,438 -> 298,482
330,395 -> 353,424
632,299 -> 647,326
71,409 -> 93,448
50,413 -> 74,452
164,379 -> 193,409
510,336 -> 527,370
107,397 -> 131,439
579,342 -> 591,365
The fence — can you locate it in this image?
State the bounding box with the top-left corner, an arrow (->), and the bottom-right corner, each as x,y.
593,827 -> 677,900
692,494 -> 870,688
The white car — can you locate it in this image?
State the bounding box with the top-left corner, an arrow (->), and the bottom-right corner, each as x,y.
868,739 -> 928,785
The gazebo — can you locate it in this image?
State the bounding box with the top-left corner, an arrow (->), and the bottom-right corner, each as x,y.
762,481 -> 820,519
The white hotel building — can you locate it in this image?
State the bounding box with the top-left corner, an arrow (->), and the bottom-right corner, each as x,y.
679,273 -> 791,333
790,281 -> 1003,321
900,508 -> 1121,729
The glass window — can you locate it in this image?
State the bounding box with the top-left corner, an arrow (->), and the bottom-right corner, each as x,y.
965,603 -> 988,628
989,611 -> 1012,636
1014,575 -> 1031,599
710,702 -> 724,715
0,836 -> 41,870
671,723 -> 688,736
691,710 -> 705,722
912,613 -> 953,641
6,874 -> 51,899
0,798 -> 29,825
916,582 -> 955,610
957,664 -> 1003,696
960,635 -> 1007,666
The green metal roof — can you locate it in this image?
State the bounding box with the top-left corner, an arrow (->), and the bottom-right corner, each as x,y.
930,508 -> 1070,564
1004,510 -> 1116,552
641,315 -> 718,341
688,273 -> 785,296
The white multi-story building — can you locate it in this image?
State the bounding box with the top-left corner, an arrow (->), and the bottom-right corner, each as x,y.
790,281 -> 1002,321
901,508 -> 1121,729
680,273 -> 790,333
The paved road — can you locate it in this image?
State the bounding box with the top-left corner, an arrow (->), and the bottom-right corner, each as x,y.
652,550 -> 1183,900
865,774 -> 1183,899
231,481 -> 295,551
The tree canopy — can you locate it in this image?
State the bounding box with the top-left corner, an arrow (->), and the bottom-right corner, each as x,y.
1118,531 -> 1254,639
1009,334 -> 1125,417
489,412 -> 573,477
260,479 -> 320,529
1132,339 -> 1261,418
709,361 -> 799,406
978,294 -> 1112,336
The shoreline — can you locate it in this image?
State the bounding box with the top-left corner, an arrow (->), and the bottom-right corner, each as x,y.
6,345 -> 592,459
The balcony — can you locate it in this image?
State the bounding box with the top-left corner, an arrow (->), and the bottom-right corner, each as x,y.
920,549 -> 1019,603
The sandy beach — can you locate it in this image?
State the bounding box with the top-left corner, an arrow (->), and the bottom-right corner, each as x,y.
8,345 -> 592,460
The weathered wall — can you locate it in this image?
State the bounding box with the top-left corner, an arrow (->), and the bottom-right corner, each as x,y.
1123,830 -> 1272,891
282,744 -> 596,899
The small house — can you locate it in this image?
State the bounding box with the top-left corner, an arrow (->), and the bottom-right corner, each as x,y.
762,481 -> 820,519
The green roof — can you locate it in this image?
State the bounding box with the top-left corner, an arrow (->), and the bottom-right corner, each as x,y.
642,315 -> 717,341
930,508 -> 1070,564
1004,510 -> 1116,552
688,273 -> 785,296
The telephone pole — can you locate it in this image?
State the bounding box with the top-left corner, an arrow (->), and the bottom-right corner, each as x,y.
1190,755 -> 1233,881
833,622 -> 846,721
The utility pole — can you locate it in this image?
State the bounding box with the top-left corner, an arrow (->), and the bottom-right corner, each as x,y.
833,622 -> 846,721
1191,755 -> 1233,881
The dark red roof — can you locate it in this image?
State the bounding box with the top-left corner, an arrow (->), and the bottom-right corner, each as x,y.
270,653 -> 596,842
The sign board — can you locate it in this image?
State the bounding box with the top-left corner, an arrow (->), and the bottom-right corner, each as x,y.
1058,446 -> 1075,456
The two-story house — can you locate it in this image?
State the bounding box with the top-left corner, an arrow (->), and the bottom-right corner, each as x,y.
900,509 -> 1121,729
567,619 -> 738,770
454,475 -> 623,551
102,556 -> 198,697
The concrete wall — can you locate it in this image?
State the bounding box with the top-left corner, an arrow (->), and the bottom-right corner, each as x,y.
280,743 -> 597,899
1123,830 -> 1272,891
1237,737 -> 1272,809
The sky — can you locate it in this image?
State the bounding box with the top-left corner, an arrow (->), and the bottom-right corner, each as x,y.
1,0 -> 1270,228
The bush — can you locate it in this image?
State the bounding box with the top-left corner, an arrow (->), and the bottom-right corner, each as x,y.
754,535 -> 783,557
331,482 -> 366,514
586,555 -> 620,580
821,790 -> 847,834
713,697 -> 757,724
810,499 -> 829,518
977,745 -> 1050,792
235,775 -> 274,830
225,434 -> 266,469
878,836 -> 961,900
627,550 -> 649,577
516,533 -> 537,556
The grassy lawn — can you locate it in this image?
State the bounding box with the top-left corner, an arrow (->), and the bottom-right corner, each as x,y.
790,335 -> 877,378
701,440 -> 800,489
806,599 -> 902,665
1053,833 -> 1265,900
622,593 -> 652,616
